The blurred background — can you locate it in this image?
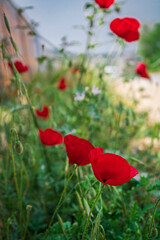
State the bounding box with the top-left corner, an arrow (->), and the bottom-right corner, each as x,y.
12,0 -> 160,54
1,0 -> 160,66
0,0 -> 160,121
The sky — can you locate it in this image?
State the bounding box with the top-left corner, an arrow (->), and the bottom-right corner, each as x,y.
13,0 -> 160,54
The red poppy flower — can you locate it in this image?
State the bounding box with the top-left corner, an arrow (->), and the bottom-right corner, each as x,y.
8,61 -> 29,73
110,17 -> 140,42
39,129 -> 63,146
35,106 -> 49,119
64,134 -> 95,166
58,77 -> 67,90
72,68 -> 80,74
135,62 -> 150,79
90,148 -> 138,186
95,0 -> 115,8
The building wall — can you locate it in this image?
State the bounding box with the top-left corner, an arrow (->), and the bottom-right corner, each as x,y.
0,0 -> 40,88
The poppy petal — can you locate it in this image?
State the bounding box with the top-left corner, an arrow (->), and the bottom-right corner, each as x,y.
129,165 -> 139,178
35,106 -> 49,118
123,30 -> 140,42
58,77 -> 67,90
64,134 -> 94,166
95,0 -> 115,9
135,62 -> 150,79
39,129 -> 63,146
91,152 -> 138,186
110,17 -> 140,42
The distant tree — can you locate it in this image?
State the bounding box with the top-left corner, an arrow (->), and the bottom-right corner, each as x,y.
138,23 -> 160,71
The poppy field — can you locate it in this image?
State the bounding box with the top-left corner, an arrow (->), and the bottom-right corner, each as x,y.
0,0 -> 160,239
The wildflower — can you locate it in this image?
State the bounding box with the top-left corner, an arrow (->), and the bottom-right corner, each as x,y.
110,17 -> 140,42
71,129 -> 76,134
135,62 -> 150,79
134,172 -> 148,181
58,77 -> 67,90
74,91 -> 85,101
39,128 -> 63,146
8,60 -> 29,73
35,106 -> 49,119
41,165 -> 45,170
90,148 -> 138,186
64,134 -> 95,166
92,85 -> 101,95
95,0 -> 115,9
85,86 -> 89,91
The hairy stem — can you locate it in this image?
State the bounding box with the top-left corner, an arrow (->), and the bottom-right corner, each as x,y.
147,198 -> 160,240
45,165 -> 78,239
82,184 -> 105,240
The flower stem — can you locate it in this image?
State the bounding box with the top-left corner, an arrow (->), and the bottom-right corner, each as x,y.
147,198 -> 160,240
82,184 -> 105,240
19,155 -> 24,226
78,16 -> 94,86
23,206 -> 32,240
76,167 -> 83,198
10,133 -> 20,201
8,57 -> 50,171
45,165 -> 78,239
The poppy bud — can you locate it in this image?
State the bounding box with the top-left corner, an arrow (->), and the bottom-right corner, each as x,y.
152,228 -> 158,238
115,5 -> 121,12
76,191 -> 84,210
7,217 -> 12,225
26,205 -> 32,212
14,140 -> 23,155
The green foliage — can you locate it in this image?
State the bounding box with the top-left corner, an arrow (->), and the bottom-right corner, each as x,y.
0,2 -> 160,240
0,63 -> 160,239
138,23 -> 160,71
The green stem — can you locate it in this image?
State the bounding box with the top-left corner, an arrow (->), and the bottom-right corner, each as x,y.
8,57 -> 50,171
21,81 -> 39,129
10,133 -> 25,236
78,18 -> 93,86
10,129 -> 25,236
6,221 -> 10,240
21,82 -> 51,171
45,165 -> 78,239
19,155 -> 24,226
10,134 -> 20,200
82,184 -> 105,240
147,198 -> 160,240
104,40 -> 117,67
76,167 -> 83,198
100,39 -> 117,80
113,186 -> 126,217
114,106 -> 122,153
23,208 -> 31,240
